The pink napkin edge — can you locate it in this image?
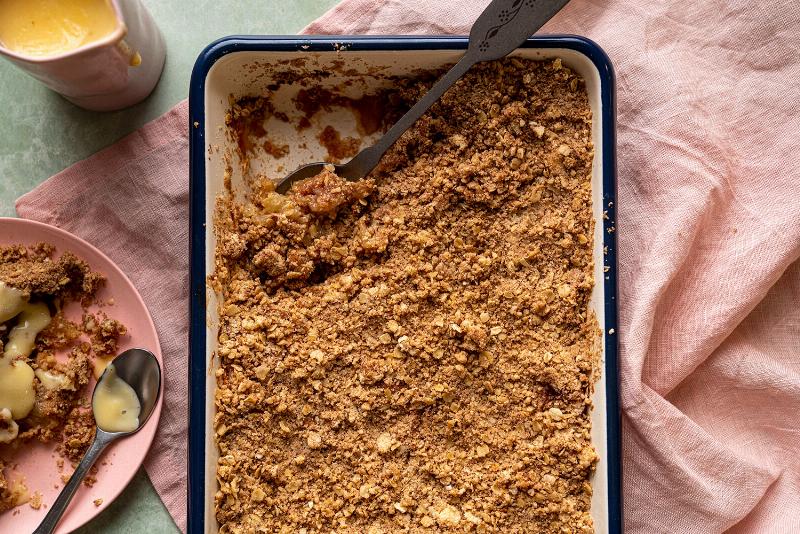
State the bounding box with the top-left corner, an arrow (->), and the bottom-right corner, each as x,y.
16,100 -> 189,222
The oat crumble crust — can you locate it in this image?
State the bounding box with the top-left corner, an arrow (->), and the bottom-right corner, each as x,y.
213,58 -> 600,533
0,243 -> 127,511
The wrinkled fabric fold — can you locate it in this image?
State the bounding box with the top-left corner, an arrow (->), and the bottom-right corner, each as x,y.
16,1 -> 800,532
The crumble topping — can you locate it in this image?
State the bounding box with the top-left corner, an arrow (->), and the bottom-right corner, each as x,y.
214,57 -> 599,533
0,243 -> 103,306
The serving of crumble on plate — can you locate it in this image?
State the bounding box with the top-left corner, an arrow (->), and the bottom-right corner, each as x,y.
0,242 -> 127,512
0,218 -> 163,534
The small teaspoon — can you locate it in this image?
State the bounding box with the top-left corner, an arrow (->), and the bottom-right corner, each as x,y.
33,348 -> 162,534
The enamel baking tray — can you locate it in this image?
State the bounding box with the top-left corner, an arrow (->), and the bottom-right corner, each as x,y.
189,35 -> 619,534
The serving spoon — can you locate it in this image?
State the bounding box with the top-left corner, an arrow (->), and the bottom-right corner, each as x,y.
275,0 -> 571,193
33,348 -> 162,534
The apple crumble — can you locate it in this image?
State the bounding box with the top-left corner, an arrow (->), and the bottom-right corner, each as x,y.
213,57 -> 599,533
0,243 -> 127,512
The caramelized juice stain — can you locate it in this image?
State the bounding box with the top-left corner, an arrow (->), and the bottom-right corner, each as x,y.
293,88 -> 397,136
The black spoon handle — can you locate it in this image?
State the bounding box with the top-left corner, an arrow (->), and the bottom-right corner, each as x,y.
468,0 -> 571,61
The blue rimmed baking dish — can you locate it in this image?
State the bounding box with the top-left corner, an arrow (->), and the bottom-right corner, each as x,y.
188,35 -> 619,533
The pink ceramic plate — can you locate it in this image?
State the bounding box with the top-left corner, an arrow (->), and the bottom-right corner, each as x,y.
0,218 -> 163,533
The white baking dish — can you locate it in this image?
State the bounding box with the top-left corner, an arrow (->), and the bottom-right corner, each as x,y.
188,35 -> 619,534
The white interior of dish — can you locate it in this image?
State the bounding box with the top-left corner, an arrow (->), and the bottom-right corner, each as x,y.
203,44 -> 608,534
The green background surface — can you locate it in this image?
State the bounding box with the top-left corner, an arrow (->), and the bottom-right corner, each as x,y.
0,0 -> 339,532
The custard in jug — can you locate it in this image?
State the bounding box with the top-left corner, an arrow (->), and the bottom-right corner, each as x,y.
0,0 -> 118,58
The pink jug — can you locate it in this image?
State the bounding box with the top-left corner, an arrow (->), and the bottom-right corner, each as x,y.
0,0 -> 166,111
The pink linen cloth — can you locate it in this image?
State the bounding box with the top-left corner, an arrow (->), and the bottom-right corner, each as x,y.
16,0 -> 800,532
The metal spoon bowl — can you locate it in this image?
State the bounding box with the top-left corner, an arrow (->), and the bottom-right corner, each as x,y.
33,348 -> 162,534
274,0 -> 571,193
